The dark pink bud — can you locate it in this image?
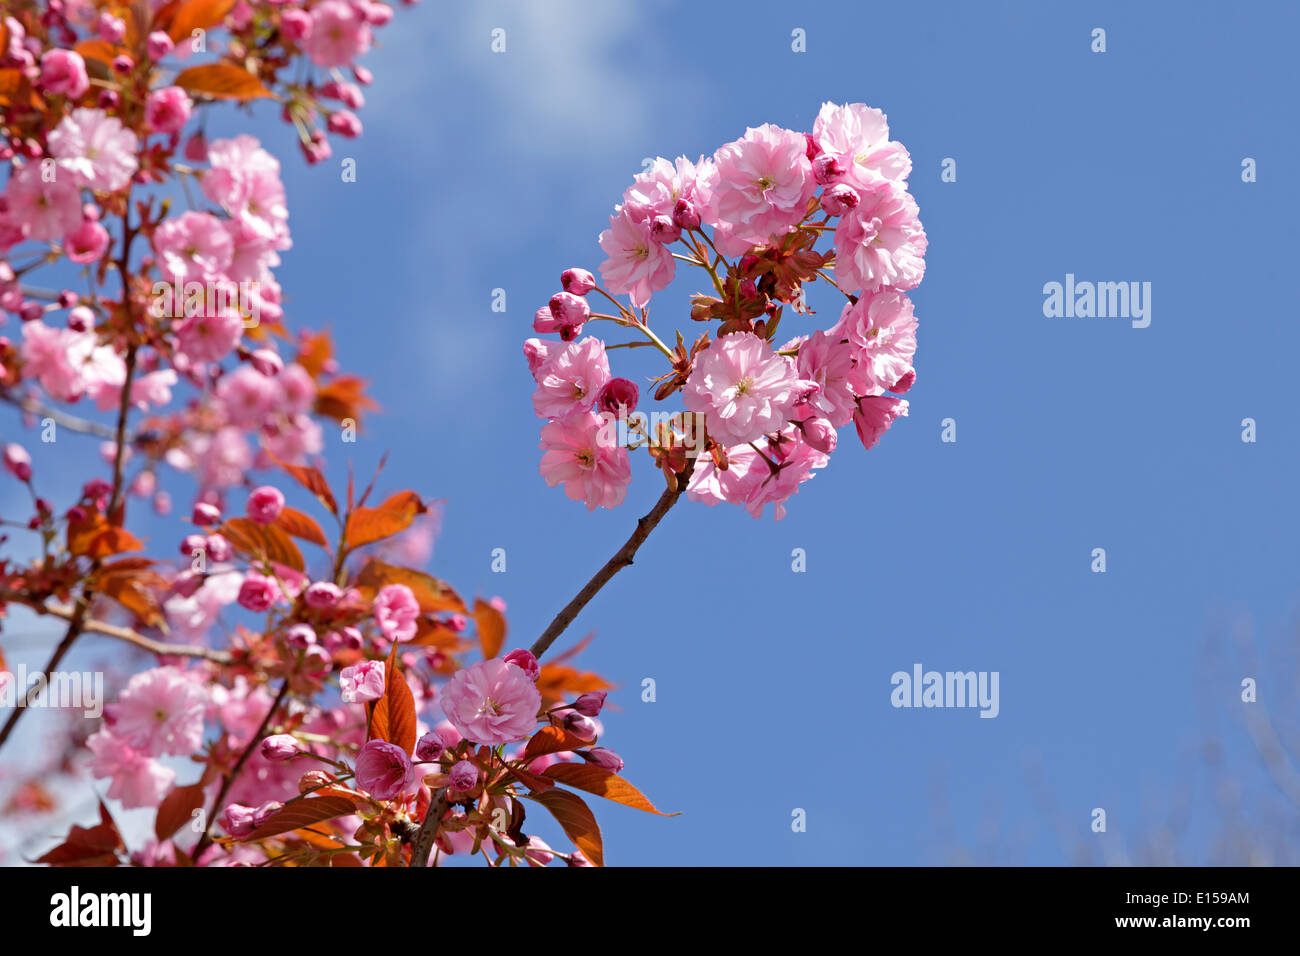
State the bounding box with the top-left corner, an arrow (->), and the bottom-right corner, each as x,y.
66,305 -> 93,331
582,747 -> 624,773
672,197 -> 701,231
571,691 -> 607,717
560,268 -> 596,295
595,378 -> 638,416
448,759 -> 478,791
503,648 -> 540,681
192,501 -> 221,526
804,132 -> 821,160
548,291 -> 590,330
415,732 -> 445,762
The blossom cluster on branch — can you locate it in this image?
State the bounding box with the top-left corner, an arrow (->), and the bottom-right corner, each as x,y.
527,103 -> 926,519
0,0 -> 666,868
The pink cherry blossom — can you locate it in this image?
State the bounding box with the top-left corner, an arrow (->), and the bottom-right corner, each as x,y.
39,49 -> 90,98
86,730 -> 175,809
531,336 -> 611,420
830,289 -> 918,394
339,660 -> 386,703
853,395 -> 909,450
833,181 -> 927,294
538,411 -> 631,511
354,739 -> 414,801
440,658 -> 542,746
47,108 -> 139,192
683,332 -> 805,447
699,124 -> 815,249
109,666 -> 207,757
305,0 -> 373,67
812,101 -> 912,188
153,211 -> 235,281
374,583 -> 420,643
144,86 -> 193,134
597,205 -> 675,307
4,161 -> 82,241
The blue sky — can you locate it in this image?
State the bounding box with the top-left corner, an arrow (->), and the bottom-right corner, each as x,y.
5,0 -> 1299,865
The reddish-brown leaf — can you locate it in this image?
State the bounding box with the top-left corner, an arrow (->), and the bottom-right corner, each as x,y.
526,789 -> 604,866
35,801 -> 123,866
367,642 -> 417,754
240,796 -> 359,842
67,513 -> 143,559
218,517 -> 305,573
473,597 -> 506,659
174,62 -> 271,102
270,455 -> 338,516
166,0 -> 237,42
154,782 -> 207,840
345,491 -> 426,550
354,559 -> 465,613
542,763 -> 677,816
314,375 -> 377,425
522,726 -> 591,762
276,507 -> 328,547
100,571 -> 167,629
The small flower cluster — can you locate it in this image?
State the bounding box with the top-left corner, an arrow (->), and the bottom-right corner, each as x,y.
525,103 -> 925,519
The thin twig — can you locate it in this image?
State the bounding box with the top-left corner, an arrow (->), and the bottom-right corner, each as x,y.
530,459 -> 696,661
194,679 -> 292,860
0,591 -> 232,663
0,390 -> 123,440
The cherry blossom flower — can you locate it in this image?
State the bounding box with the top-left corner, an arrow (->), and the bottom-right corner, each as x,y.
538,411 -> 631,511
683,332 -> 805,448
47,108 -> 139,192
440,658 -> 542,746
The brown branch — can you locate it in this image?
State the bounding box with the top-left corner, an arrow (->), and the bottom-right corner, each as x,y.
194,678 -> 292,860
0,390 -> 123,440
0,595 -> 89,751
408,787 -> 449,868
530,459 -> 696,661
0,592 -> 233,663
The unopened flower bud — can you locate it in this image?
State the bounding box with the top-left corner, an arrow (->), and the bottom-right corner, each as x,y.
560,268 -> 596,295
672,197 -> 701,231
650,214 -> 681,244
582,747 -> 624,772
595,378 -> 639,416
192,502 -> 221,526
812,153 -> 846,185
247,485 -> 284,525
260,734 -> 301,761
503,648 -> 540,681
800,416 -> 837,454
304,581 -> 342,609
820,183 -> 860,216
571,690 -> 607,717
221,803 -> 257,838
252,801 -> 283,828
250,348 -> 283,377
146,30 -> 174,60
415,732 -> 445,762
548,291 -> 590,333
448,759 -> 478,791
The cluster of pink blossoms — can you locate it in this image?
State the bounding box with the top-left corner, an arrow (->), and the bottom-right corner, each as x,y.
526,103 -> 924,519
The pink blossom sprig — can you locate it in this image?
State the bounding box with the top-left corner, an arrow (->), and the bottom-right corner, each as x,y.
526,103 -> 925,520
